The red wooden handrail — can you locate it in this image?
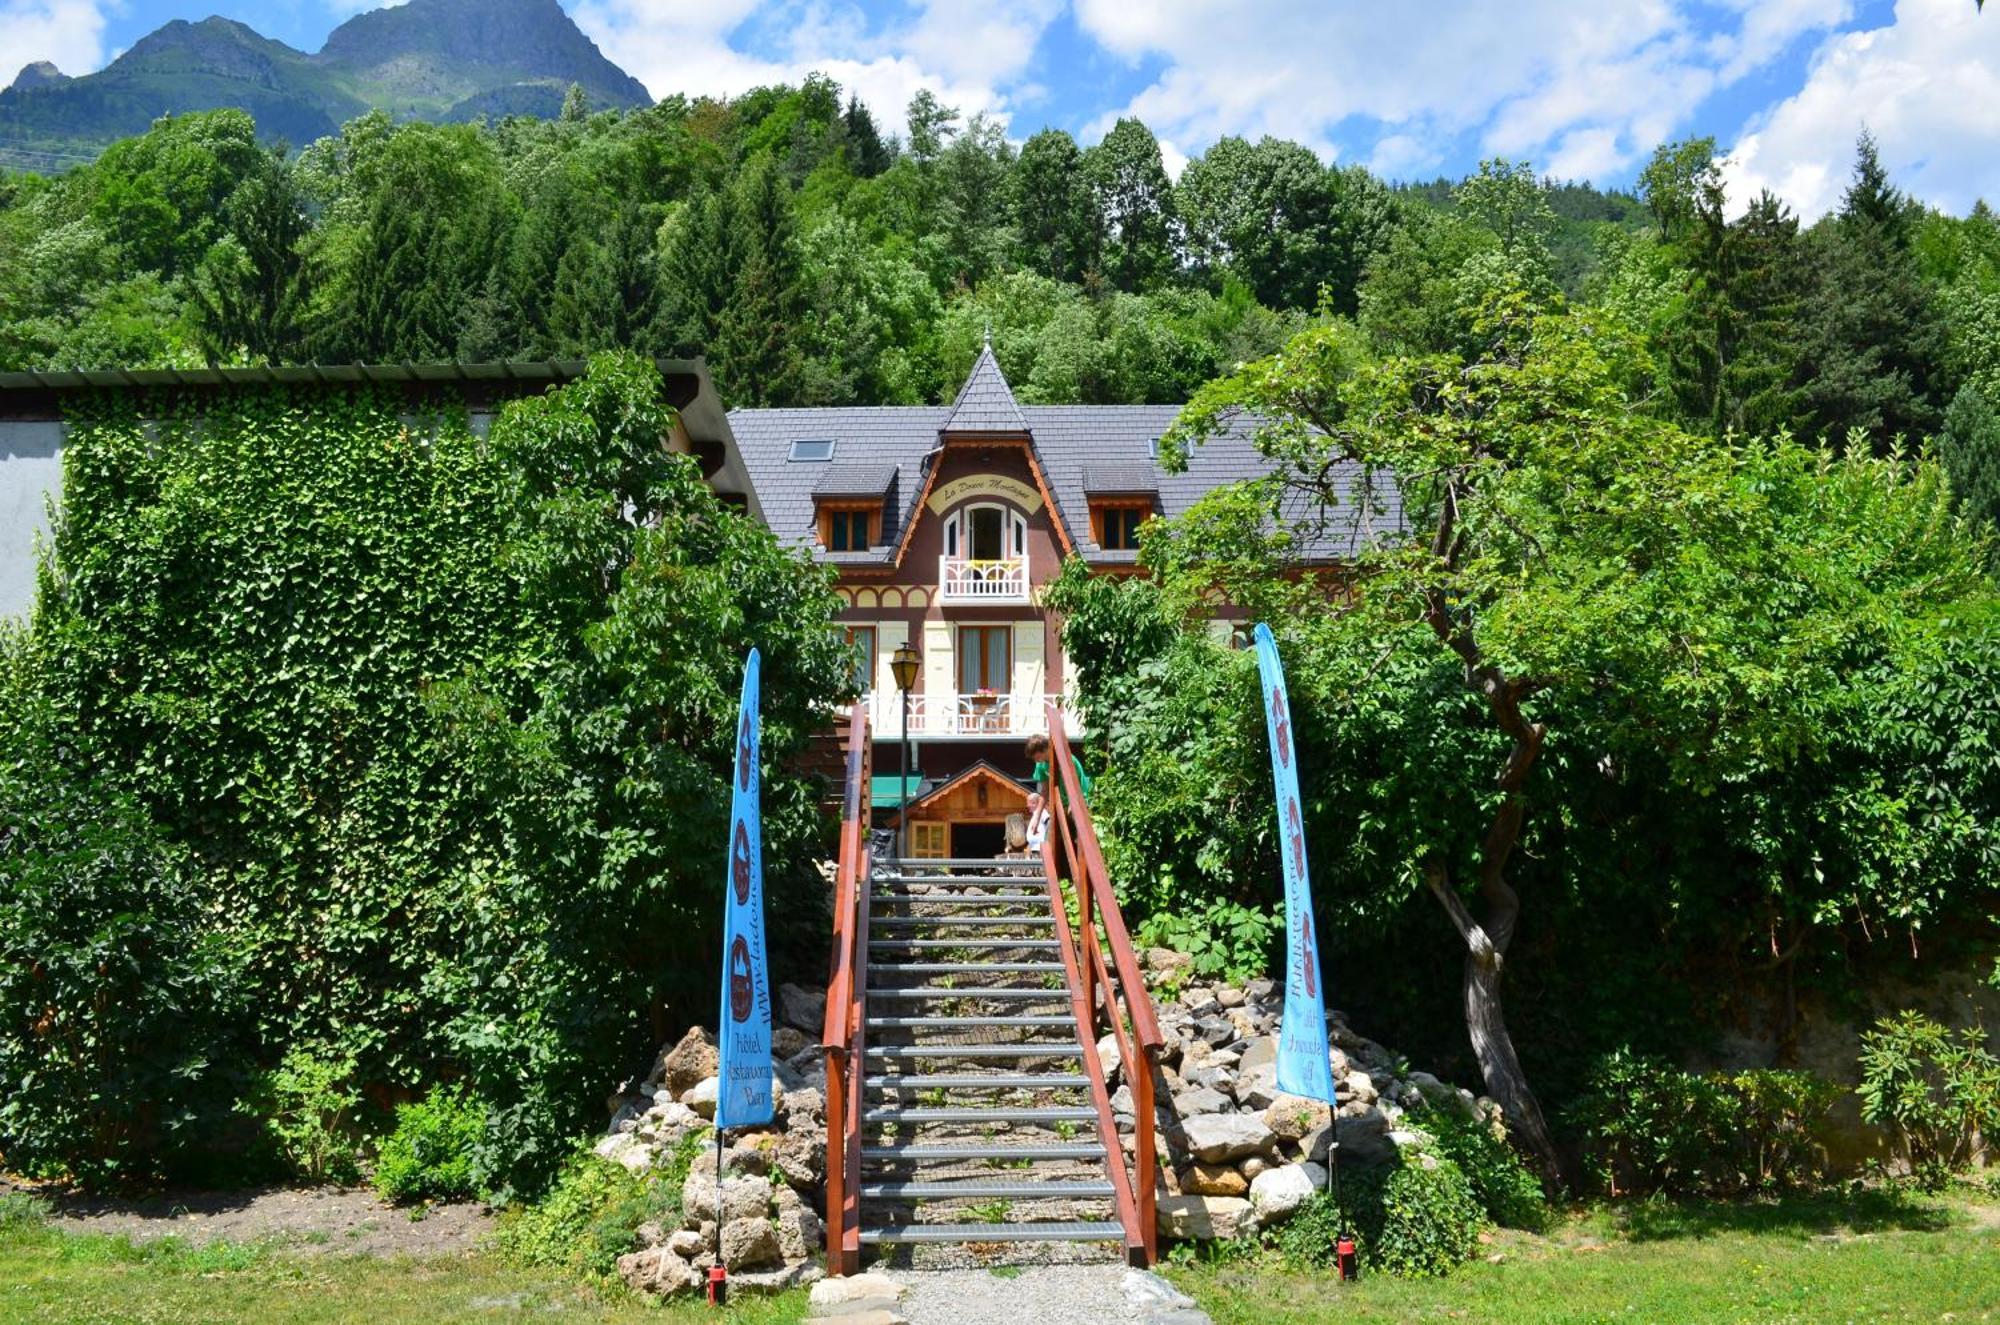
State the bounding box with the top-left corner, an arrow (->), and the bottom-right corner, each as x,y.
822,701 -> 870,1276
1042,704 -> 1164,1266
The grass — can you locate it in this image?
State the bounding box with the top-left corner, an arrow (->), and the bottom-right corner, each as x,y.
0,1197 -> 809,1325
1168,1186 -> 2000,1324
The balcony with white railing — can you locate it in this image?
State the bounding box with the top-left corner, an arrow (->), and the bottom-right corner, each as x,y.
866,691 -> 1082,739
938,556 -> 1030,605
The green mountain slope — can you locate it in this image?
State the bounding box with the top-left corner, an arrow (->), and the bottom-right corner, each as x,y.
0,0 -> 650,166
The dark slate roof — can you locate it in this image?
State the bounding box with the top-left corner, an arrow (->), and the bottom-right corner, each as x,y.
941,345 -> 1029,435
813,462 -> 899,498
728,401 -> 1403,567
1081,463 -> 1160,496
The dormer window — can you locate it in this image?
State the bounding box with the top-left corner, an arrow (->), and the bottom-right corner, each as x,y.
1093,502 -> 1151,551
790,438 -> 836,462
821,504 -> 875,551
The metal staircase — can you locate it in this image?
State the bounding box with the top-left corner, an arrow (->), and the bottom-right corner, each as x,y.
856,857 -> 1123,1252
821,701 -> 1166,1273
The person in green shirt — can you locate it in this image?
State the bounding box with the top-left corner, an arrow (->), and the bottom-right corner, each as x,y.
1024,733 -> 1093,805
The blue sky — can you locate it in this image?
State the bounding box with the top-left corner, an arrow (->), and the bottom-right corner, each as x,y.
6,0 -> 1997,218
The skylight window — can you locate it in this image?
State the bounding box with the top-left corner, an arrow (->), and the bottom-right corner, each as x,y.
789,438 -> 836,462
1147,437 -> 1160,460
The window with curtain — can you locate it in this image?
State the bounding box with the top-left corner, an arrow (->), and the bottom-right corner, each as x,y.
845,625 -> 876,694
957,625 -> 1011,694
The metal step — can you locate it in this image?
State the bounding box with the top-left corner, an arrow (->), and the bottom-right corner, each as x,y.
877,877 -> 1047,889
872,962 -> 1066,976
863,1142 -> 1105,1161
871,916 -> 1057,928
859,1221 -> 1124,1245
860,1181 -> 1115,1201
869,987 -> 1068,1001
864,1074 -> 1090,1091
866,1015 -> 1074,1029
865,1044 -> 1082,1060
870,939 -> 1060,951
862,1106 -> 1098,1124
890,859 -> 1043,871
869,893 -> 1047,905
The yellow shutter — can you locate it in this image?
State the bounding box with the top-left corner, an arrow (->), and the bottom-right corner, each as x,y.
923,620 -> 953,702
875,621 -> 909,698
1013,619 -> 1045,704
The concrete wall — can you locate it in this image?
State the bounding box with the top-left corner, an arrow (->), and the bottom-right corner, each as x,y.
0,420 -> 61,623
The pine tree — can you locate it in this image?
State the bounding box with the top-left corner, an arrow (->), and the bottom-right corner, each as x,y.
842,95 -> 890,177
191,146 -> 313,363
712,158 -> 808,405
1942,384 -> 2000,561
561,84 -> 590,123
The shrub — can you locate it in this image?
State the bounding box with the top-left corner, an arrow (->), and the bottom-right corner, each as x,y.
496,1129 -> 706,1280
1418,1108 -> 1549,1230
1574,1049 -> 1840,1197
1134,898 -> 1280,986
374,1084 -> 485,1204
0,673 -> 248,1187
248,1043 -> 369,1185
1858,1011 -> 2000,1187
1275,1157 -> 1484,1279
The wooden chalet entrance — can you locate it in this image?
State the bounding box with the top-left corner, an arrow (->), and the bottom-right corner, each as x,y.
893,760 -> 1032,859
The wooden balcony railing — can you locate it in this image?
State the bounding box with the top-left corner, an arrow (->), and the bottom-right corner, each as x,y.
1039,702 -> 1164,1266
822,700 -> 871,1276
938,555 -> 1029,603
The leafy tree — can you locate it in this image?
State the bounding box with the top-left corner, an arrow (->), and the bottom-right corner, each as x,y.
87,110 -> 264,281
1454,159 -> 1558,276
560,83 -> 589,123
1086,118 -> 1178,292
1013,129 -> 1101,284
1155,299 -> 1996,1186
936,114 -> 1015,289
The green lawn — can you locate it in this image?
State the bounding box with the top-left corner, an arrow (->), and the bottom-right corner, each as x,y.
1169,1188 -> 2000,1324
0,1209 -> 808,1325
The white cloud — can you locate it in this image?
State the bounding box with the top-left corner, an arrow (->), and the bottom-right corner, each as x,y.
570,0 -> 1061,137
1071,0 -> 1850,178
0,0 -> 110,77
1722,0 -> 2000,221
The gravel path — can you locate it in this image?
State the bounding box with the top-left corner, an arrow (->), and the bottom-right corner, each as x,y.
894,1266 -> 1212,1325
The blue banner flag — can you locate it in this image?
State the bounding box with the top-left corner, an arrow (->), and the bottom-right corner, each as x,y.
716,649 -> 774,1130
1253,624 -> 1337,1107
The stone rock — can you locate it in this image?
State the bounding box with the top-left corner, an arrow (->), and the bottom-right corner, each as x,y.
1110,1083 -> 1135,1119
1345,1070 -> 1379,1105
1196,1016 -> 1235,1047
651,1026 -> 718,1100
1245,977 -> 1276,1002
1235,1065 -> 1280,1111
682,1164 -> 772,1225
1182,1112 -> 1276,1163
593,1131 -> 655,1174
1123,1269 -> 1197,1312
776,1199 -> 825,1262
810,1272 -> 910,1307
721,1216 -> 782,1270
1239,1154 -> 1270,1180
1237,1036 -> 1277,1076
1179,1162 -> 1248,1197
780,983 -> 828,1033
618,1246 -> 704,1296
1248,1163 -> 1320,1224
1098,1033 -> 1123,1082
1265,1095 -> 1333,1142
1181,1039 -> 1212,1068
1215,986 -> 1246,1009
668,1229 -> 708,1258
783,1087 -> 825,1124
685,1076 -> 720,1118
1146,947 -> 1194,979
1173,1086 -> 1231,1117
773,1025 -> 810,1060
645,1100 -> 703,1139
727,1135 -> 776,1175
772,1124 -> 825,1188
1314,1107 -> 1396,1167
733,1261 -> 824,1294
1155,1194 -> 1254,1241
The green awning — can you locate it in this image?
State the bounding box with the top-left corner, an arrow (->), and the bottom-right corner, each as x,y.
870,773 -> 928,810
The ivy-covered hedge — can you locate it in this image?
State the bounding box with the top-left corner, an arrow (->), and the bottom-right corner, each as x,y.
0,353 -> 849,1192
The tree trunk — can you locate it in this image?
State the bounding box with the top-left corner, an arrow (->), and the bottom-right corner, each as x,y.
1425,860 -> 1568,1191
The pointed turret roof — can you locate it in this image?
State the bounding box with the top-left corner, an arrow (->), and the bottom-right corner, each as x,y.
941,338 -> 1029,436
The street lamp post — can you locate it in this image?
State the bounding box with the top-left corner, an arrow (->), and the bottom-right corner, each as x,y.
890,642 -> 922,861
